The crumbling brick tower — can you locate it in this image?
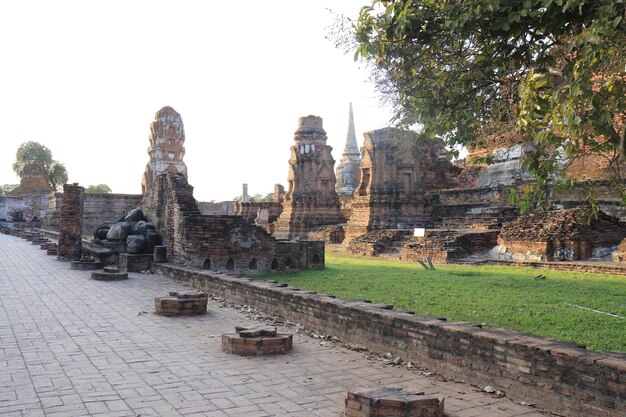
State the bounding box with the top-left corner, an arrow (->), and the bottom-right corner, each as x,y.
274,116 -> 345,240
141,106 -> 187,194
140,107 -> 324,271
344,128 -> 457,241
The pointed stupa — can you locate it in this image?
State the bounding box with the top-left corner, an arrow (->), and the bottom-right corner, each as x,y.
343,103 -> 360,156
335,103 -> 362,196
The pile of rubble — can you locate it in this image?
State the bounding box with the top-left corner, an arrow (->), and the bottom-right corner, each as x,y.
495,208 -> 626,261
499,208 -> 626,244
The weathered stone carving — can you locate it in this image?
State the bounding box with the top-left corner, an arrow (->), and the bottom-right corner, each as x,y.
274,116 -> 345,240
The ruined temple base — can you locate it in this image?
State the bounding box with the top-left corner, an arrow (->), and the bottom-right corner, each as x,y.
346,388 -> 444,417
71,258 -> 103,270
91,267 -> 128,281
120,253 -> 152,272
222,326 -> 292,356
155,291 -> 208,316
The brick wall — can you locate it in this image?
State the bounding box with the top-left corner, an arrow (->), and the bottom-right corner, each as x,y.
152,263 -> 626,417
1,194 -> 49,222
141,172 -> 324,272
56,184 -> 84,261
44,192 -> 141,236
82,193 -> 142,235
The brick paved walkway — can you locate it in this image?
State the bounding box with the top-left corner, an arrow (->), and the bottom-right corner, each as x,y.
0,233 -> 549,417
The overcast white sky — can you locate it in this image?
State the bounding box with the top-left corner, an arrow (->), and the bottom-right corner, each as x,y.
0,0 -> 394,201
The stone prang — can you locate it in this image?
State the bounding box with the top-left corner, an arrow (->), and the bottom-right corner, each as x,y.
141,106 -> 187,194
335,103 -> 361,196
273,116 -> 345,240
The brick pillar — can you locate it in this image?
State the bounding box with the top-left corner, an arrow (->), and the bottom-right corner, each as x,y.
57,183 -> 84,261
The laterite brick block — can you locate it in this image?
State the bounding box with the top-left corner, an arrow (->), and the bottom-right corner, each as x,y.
154,290 -> 208,317
346,387 -> 444,417
222,325 -> 292,356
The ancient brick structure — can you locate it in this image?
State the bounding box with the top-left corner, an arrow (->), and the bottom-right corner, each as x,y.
91,266 -> 128,281
141,106 -> 187,194
154,262 -> 626,417
274,116 -> 345,239
346,229 -> 498,262
8,160 -> 53,196
154,290 -> 208,316
308,225 -> 345,244
273,183 -> 285,203
344,128 -> 459,241
493,208 -> 626,261
234,201 -> 283,225
119,253 -> 152,272
71,257 -> 102,270
142,172 -> 324,271
346,388 -> 444,417
56,183 -> 84,261
221,325 -> 293,356
335,103 -> 362,196
1,160 -> 53,222
140,108 -> 324,273
44,192 -> 142,235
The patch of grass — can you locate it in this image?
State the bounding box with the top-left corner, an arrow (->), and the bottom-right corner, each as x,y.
259,250 -> 626,352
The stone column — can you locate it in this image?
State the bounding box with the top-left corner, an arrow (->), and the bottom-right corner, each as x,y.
57,183 -> 85,261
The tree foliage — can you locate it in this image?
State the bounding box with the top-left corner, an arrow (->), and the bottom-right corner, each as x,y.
85,184 -> 112,193
12,141 -> 68,191
354,0 -> 626,210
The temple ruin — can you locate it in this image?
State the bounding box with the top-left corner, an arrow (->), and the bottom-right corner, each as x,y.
344,128 -> 460,242
273,116 -> 345,239
141,106 -> 188,194
140,107 -> 324,272
335,103 -> 361,196
0,160 -> 52,222
2,103 -> 624,269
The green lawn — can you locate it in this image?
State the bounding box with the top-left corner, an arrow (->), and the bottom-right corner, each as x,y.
259,251 -> 626,352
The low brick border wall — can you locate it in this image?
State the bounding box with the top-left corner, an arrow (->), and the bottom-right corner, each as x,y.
152,263 -> 625,417
477,259 -> 626,276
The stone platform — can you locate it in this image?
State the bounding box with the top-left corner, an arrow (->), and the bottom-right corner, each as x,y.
71,258 -> 103,270
91,266 -> 128,281
120,252 -> 153,272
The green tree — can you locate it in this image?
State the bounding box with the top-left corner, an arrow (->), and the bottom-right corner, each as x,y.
85,184 -> 112,193
353,0 -> 626,210
12,141 -> 68,191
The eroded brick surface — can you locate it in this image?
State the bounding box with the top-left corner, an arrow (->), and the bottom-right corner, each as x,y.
274,116 -> 346,240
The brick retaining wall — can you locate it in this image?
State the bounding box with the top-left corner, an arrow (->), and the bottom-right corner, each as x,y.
152,263 -> 626,417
